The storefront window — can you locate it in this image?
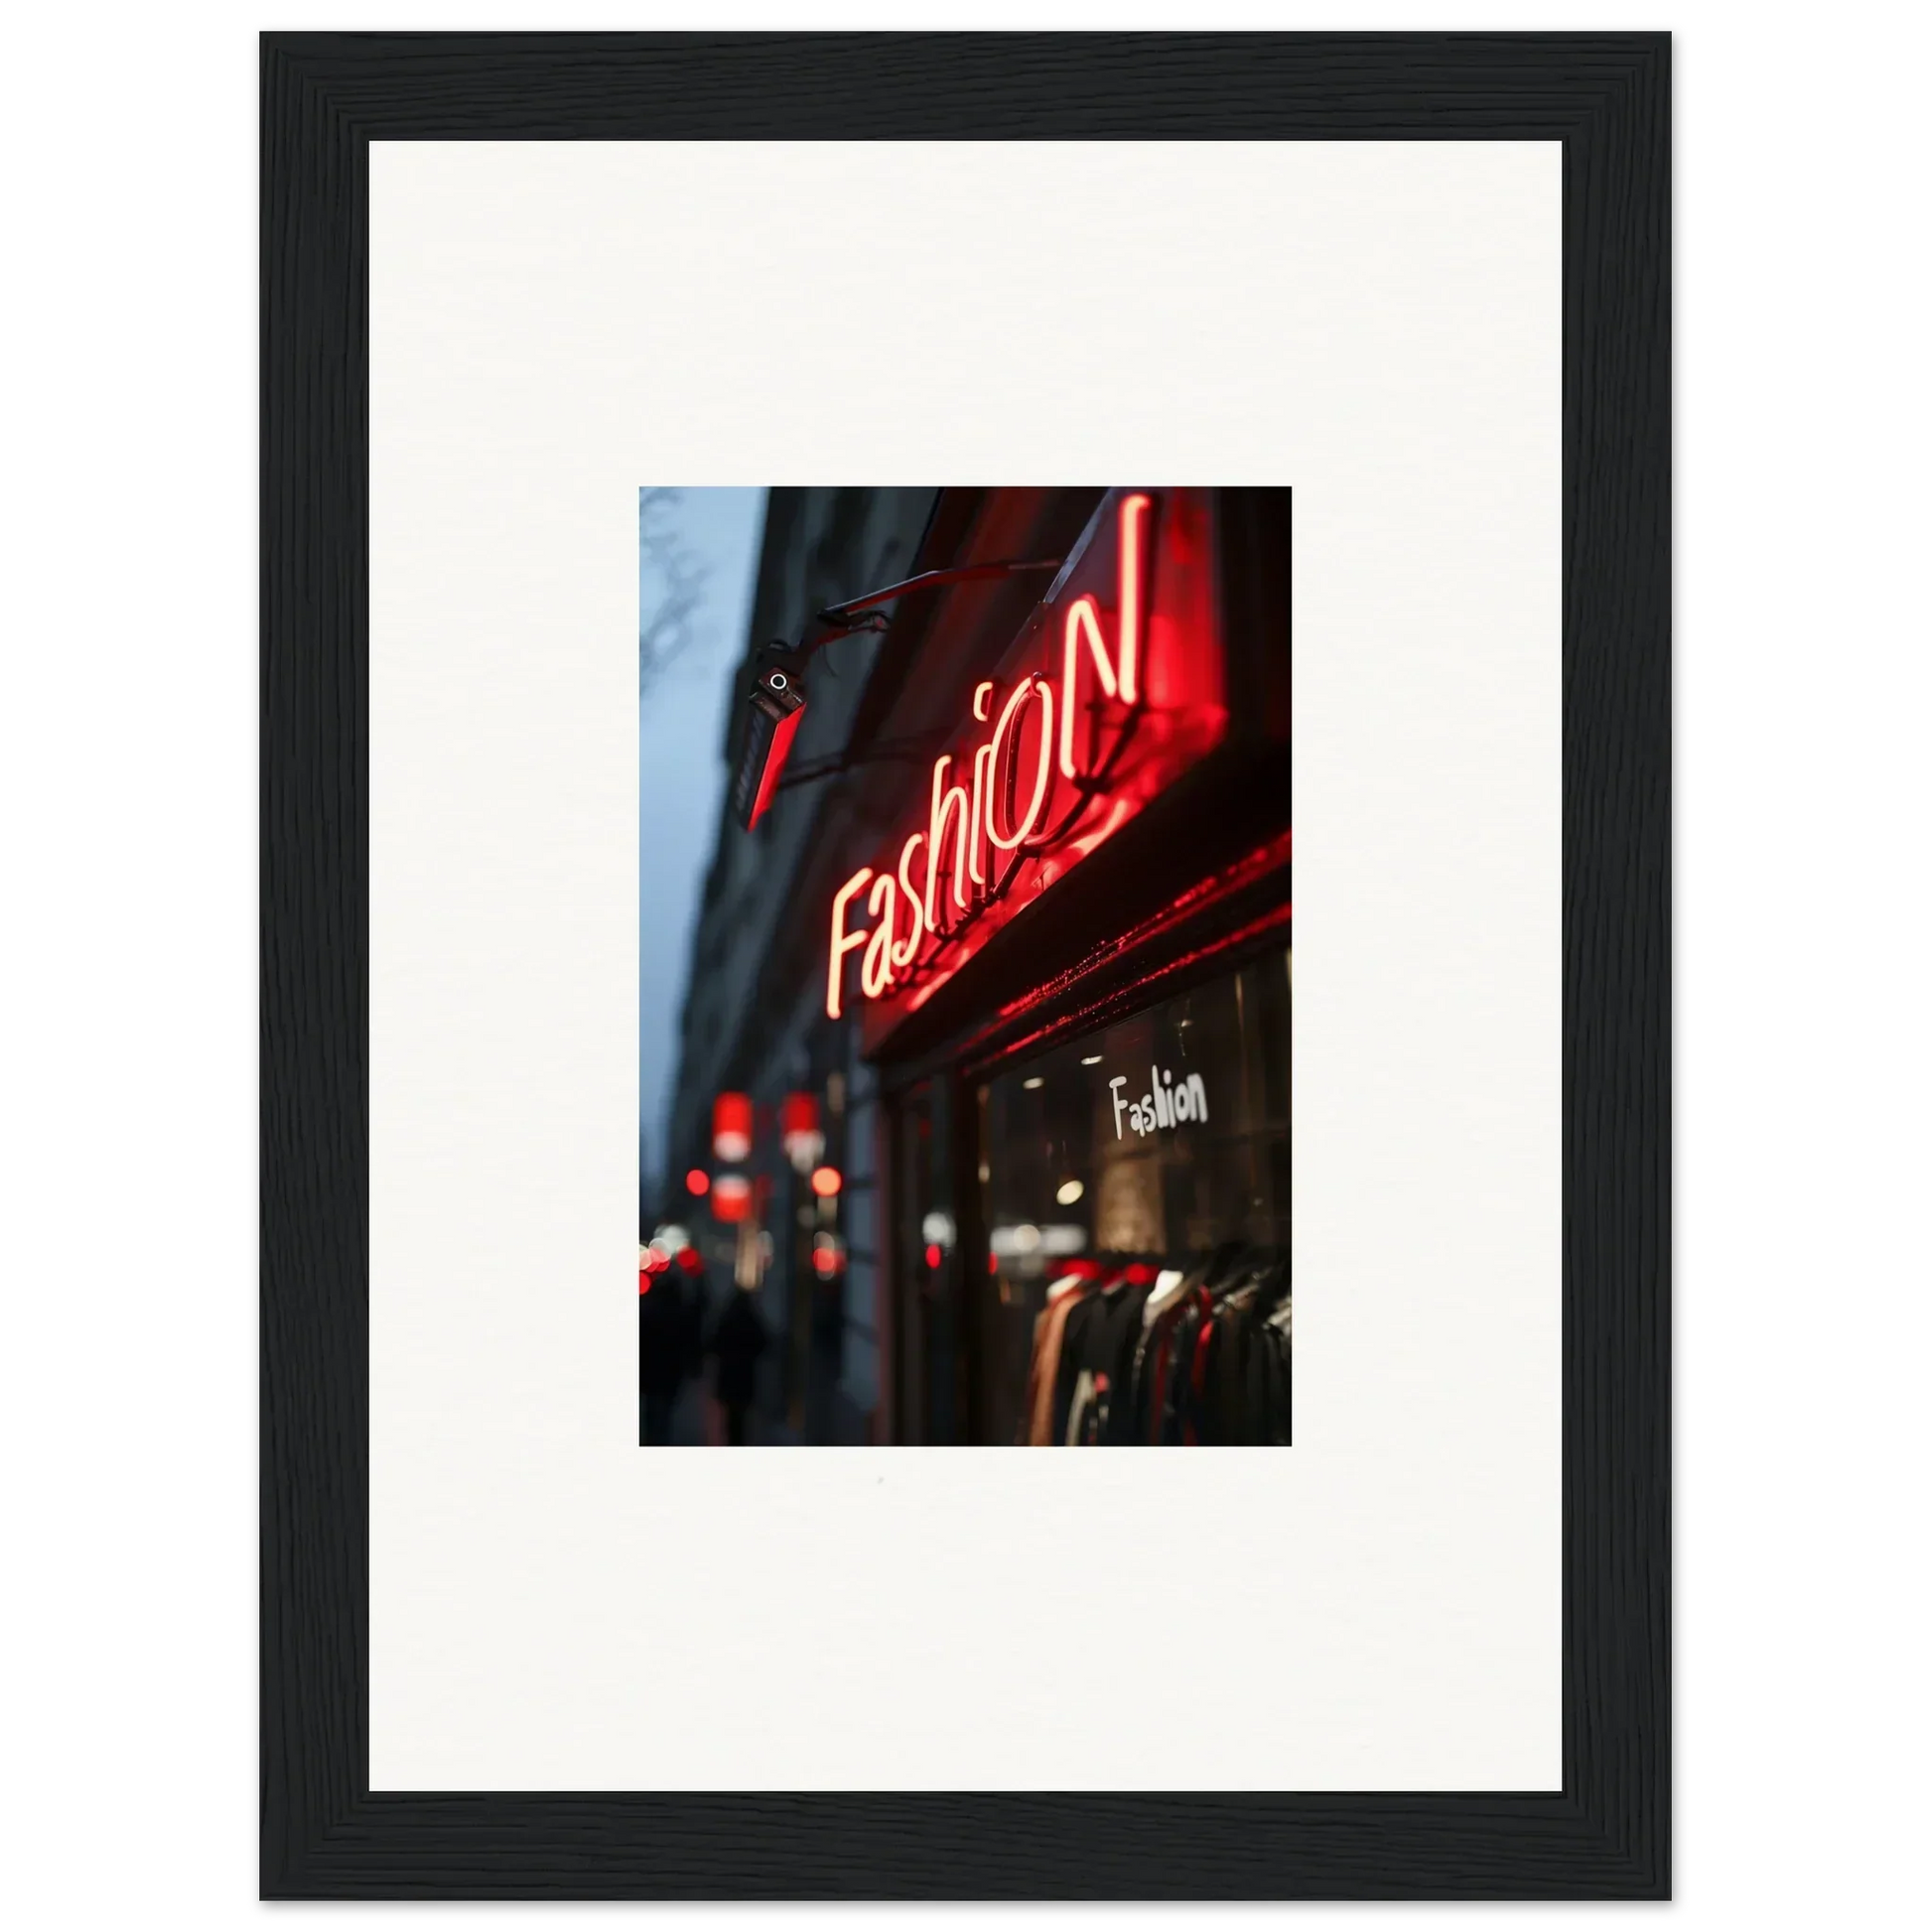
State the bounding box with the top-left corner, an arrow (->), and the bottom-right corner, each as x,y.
979,945 -> 1292,1446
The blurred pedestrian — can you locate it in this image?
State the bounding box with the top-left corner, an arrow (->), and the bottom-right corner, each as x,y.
637,1251 -> 688,1446
677,1248 -> 707,1381
708,1283 -> 768,1447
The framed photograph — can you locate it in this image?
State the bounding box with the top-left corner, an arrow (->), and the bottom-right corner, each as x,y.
646,483 -> 1291,1454
262,30 -> 1668,1898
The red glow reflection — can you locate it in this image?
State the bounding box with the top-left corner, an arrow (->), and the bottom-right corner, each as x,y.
827,490 -> 1228,1049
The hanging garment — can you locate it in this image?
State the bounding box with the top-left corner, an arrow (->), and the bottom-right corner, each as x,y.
1182,1298 -> 1227,1446
1128,1297 -> 1175,1444
1098,1276 -> 1159,1446
1197,1285 -> 1255,1445
1053,1287 -> 1104,1446
1138,1286 -> 1211,1446
1260,1291 -> 1293,1445
1237,1288 -> 1289,1443
1060,1276 -> 1156,1446
1012,1275 -> 1089,1430
1129,1253 -> 1218,1443
1022,1279 -> 1091,1447
1216,1259 -> 1292,1444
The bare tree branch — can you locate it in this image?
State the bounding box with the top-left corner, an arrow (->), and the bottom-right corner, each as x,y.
638,487 -> 711,696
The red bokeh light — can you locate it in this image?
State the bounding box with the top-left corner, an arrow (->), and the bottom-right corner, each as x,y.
924,1243 -> 941,1269
712,1092 -> 753,1164
685,1168 -> 710,1196
809,1165 -> 842,1198
675,1246 -> 701,1275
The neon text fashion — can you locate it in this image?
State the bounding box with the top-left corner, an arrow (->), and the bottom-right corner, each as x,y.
827,493 -> 1154,1021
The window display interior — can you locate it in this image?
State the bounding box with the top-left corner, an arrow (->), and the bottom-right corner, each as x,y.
980,946 -> 1292,1445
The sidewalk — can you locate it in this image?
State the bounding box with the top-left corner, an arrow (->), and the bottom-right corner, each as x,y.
657,1380 -> 793,1446
667,1380 -> 712,1445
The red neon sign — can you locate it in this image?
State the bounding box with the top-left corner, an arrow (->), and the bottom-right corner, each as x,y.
827,488 -> 1226,1033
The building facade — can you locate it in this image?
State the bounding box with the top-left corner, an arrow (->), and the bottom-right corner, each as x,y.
662,486 -> 1292,1446
662,488 -> 935,1442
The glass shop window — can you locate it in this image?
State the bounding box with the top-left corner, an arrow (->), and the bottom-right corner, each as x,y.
978,945 -> 1292,1447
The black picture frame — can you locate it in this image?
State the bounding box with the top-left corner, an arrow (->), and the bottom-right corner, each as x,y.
262,31 -> 1669,1899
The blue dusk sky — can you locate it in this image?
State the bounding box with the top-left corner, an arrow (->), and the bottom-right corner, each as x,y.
638,487 -> 766,1194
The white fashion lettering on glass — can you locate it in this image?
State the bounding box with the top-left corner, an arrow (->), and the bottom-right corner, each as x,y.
1109,1067 -> 1208,1139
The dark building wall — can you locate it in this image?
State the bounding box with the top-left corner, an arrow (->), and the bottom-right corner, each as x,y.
661,486 -> 936,1440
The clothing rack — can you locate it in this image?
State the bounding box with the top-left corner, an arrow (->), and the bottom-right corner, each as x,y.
1020,1243 -> 1291,1447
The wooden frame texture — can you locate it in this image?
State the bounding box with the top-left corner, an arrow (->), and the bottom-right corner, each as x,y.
261,30 -> 1669,1898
